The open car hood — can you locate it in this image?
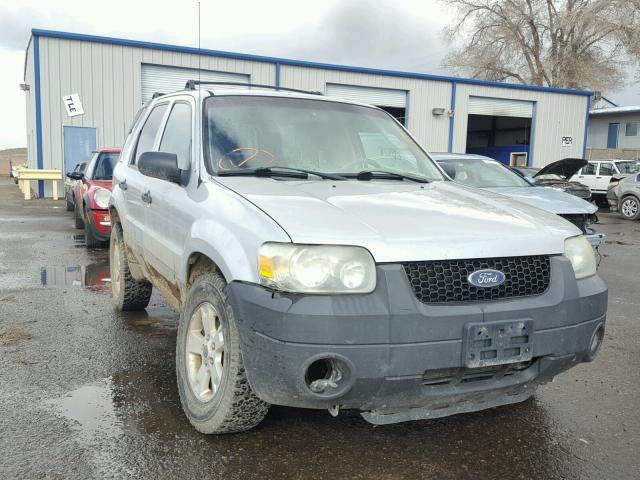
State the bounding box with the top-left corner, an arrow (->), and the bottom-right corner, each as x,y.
535,158 -> 587,178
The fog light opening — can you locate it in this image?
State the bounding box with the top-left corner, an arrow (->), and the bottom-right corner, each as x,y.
586,325 -> 605,361
305,358 -> 343,394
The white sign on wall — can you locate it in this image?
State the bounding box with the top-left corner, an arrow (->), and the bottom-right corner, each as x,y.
561,136 -> 573,147
62,94 -> 84,117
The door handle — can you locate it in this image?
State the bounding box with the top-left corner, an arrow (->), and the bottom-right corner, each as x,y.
118,178 -> 127,191
595,177 -> 602,179
141,190 -> 152,204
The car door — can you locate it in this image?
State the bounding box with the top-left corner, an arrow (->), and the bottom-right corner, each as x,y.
141,98 -> 196,284
595,162 -> 615,193
120,103 -> 169,256
573,161 -> 599,190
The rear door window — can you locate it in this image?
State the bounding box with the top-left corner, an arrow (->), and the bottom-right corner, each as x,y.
159,102 -> 192,171
133,104 -> 169,165
582,163 -> 598,175
598,163 -> 614,176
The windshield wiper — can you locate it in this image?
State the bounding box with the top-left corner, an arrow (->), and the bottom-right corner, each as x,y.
346,170 -> 430,183
217,166 -> 346,180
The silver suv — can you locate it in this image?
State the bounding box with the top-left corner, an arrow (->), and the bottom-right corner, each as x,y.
109,83 -> 608,434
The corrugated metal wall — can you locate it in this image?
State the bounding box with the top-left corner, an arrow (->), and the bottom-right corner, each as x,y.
29,34 -> 590,195
36,36 -> 275,195
453,84 -> 587,166
24,41 -> 36,169
280,65 -> 452,150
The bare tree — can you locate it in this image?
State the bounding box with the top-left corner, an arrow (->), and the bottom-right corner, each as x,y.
442,0 -> 640,91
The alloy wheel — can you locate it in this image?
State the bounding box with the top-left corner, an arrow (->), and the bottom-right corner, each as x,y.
185,302 -> 225,402
621,198 -> 638,218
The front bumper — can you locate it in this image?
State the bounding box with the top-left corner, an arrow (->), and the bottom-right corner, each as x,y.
86,208 -> 111,241
227,256 -> 607,423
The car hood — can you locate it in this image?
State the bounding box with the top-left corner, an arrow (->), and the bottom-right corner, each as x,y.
535,158 -> 587,178
485,186 -> 597,214
216,178 -> 581,262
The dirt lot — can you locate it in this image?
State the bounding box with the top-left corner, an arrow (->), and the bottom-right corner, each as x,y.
1,176 -> 639,479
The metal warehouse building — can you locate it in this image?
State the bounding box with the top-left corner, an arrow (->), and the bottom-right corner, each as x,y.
23,29 -> 592,197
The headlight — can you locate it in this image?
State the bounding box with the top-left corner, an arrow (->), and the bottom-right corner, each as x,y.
564,236 -> 597,279
93,187 -> 111,209
258,243 -> 376,294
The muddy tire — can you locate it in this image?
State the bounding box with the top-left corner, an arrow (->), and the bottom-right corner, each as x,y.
620,195 -> 640,221
176,271 -> 269,434
74,204 -> 84,229
110,222 -> 152,311
85,222 -> 101,249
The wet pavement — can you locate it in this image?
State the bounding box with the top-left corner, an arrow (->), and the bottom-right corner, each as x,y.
0,176 -> 639,479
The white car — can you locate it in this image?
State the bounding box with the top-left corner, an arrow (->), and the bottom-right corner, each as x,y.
571,159 -> 640,204
109,84 -> 608,433
432,153 -> 604,247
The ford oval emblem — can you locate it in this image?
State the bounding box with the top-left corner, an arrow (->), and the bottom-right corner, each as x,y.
467,269 -> 506,288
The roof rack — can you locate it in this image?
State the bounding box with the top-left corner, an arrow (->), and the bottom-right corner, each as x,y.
184,80 -> 323,96
151,92 -> 165,99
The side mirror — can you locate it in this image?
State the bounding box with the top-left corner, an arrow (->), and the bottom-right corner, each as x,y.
66,171 -> 84,180
138,151 -> 181,184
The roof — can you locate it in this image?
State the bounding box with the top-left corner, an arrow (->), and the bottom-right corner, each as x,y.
589,105 -> 640,116
30,29 -> 593,98
95,148 -> 121,153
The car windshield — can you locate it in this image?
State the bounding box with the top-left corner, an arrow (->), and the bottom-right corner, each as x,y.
438,158 -> 530,188
203,96 -> 444,181
92,153 -> 119,180
615,161 -> 640,174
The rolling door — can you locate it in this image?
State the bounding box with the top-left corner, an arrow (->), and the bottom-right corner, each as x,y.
141,64 -> 250,103
468,96 -> 533,118
326,83 -> 407,108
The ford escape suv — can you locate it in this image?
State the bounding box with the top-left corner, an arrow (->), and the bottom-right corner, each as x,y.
109,83 -> 608,434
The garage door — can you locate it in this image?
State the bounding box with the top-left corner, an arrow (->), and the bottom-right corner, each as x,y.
326,83 -> 407,108
468,96 -> 533,118
141,64 -> 250,103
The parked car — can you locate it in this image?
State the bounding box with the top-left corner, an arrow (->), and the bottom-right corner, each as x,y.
66,148 -> 120,247
512,158 -> 591,200
570,159 -> 640,205
432,153 -> 604,247
64,161 -> 87,211
109,85 -> 607,434
607,173 -> 640,220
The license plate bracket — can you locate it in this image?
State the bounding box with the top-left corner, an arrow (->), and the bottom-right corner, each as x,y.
463,320 -> 534,368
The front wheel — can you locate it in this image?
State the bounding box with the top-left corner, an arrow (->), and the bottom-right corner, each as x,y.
620,196 -> 640,220
176,271 -> 269,434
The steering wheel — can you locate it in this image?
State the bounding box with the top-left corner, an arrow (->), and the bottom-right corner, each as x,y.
217,147 -> 275,170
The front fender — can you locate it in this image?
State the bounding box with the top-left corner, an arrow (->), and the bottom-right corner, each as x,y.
181,216 -> 290,285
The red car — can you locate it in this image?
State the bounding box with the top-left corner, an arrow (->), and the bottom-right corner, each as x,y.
66,148 -> 120,247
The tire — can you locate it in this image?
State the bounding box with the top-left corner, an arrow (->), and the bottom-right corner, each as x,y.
65,193 -> 74,212
110,222 -> 152,311
176,271 -> 269,434
620,195 -> 640,221
85,221 -> 101,248
74,204 -> 85,229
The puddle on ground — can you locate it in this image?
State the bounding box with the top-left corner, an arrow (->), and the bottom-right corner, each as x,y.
40,258 -> 111,293
48,378 -> 123,439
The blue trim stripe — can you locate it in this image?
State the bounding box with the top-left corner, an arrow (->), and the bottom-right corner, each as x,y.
31,29 -> 592,98
33,34 -> 44,198
583,96 -> 591,159
448,81 -> 457,152
275,62 -> 281,88
529,102 -> 537,166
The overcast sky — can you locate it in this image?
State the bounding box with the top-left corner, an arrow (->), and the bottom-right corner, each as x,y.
0,0 -> 638,150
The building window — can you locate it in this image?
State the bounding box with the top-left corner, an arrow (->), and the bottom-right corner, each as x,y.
626,122 -> 638,136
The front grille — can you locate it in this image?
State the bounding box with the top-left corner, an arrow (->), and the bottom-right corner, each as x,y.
403,255 -> 551,304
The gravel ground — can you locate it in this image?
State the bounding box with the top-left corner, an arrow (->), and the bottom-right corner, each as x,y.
0,177 -> 638,479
